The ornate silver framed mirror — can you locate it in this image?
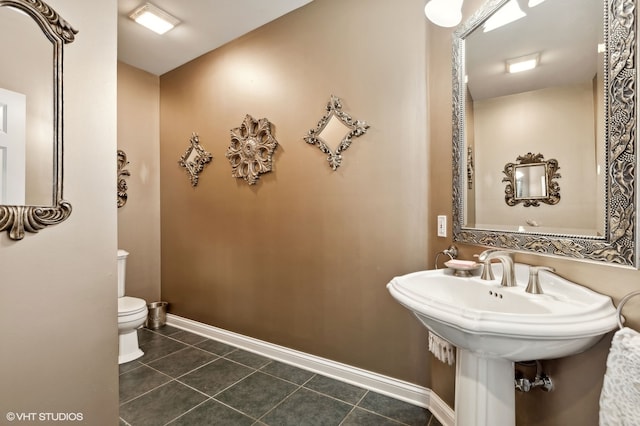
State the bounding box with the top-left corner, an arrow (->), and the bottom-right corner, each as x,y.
452,0 -> 638,267
304,95 -> 369,171
178,133 -> 212,187
0,0 -> 76,240
503,153 -> 560,207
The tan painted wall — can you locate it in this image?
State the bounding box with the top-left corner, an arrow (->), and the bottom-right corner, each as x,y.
160,0 -> 432,387
0,0 -> 119,424
430,0 -> 640,424
117,62 -> 161,303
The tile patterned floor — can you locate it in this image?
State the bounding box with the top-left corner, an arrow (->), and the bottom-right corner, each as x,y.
119,325 -> 442,426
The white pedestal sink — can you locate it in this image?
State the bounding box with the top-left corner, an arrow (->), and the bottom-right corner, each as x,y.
387,263 -> 618,426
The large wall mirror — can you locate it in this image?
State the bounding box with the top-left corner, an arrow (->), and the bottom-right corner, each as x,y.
0,0 -> 76,240
452,0 -> 638,267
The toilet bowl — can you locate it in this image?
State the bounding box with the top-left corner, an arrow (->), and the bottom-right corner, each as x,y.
117,249 -> 148,364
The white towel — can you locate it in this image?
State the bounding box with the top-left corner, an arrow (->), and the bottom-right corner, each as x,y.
428,332 -> 456,366
599,327 -> 640,425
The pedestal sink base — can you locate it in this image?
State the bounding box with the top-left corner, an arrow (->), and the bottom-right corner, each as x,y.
455,349 -> 515,426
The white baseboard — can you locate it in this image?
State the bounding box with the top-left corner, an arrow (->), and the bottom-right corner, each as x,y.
166,314 -> 454,426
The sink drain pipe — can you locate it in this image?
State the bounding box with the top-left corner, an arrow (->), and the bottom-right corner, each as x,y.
515,360 -> 554,392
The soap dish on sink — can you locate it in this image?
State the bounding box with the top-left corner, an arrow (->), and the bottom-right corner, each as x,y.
444,259 -> 480,277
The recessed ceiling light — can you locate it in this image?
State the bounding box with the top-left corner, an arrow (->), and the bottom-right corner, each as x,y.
483,0 -> 526,32
528,0 -> 546,7
506,53 -> 540,74
129,3 -> 180,35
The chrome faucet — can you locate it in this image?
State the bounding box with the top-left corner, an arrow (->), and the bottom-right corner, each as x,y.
477,249 -> 516,287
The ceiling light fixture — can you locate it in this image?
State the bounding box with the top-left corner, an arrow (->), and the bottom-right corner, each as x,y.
528,0 -> 546,7
483,0 -> 526,32
506,53 -> 540,74
129,3 -> 180,35
424,0 -> 463,28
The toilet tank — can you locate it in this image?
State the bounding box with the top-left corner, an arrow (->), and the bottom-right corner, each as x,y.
117,249 -> 129,298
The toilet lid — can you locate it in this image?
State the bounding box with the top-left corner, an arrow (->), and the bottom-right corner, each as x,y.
118,296 -> 147,316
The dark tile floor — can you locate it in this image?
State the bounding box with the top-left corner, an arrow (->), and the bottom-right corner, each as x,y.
119,325 -> 442,426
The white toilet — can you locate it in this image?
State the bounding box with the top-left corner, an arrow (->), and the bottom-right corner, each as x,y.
117,249 -> 148,364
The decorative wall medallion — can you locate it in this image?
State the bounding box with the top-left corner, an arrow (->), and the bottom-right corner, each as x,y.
117,149 -> 130,208
226,114 -> 279,185
304,95 -> 370,170
178,133 -> 212,187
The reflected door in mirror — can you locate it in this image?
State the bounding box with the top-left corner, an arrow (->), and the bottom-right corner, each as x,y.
0,5 -> 54,206
0,88 -> 26,204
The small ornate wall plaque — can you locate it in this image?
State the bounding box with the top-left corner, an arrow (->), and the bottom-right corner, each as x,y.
117,149 -> 130,208
178,133 -> 213,187
304,95 -> 369,170
226,114 -> 279,185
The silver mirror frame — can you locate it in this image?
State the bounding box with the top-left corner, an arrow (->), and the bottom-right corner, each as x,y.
0,0 -> 76,240
452,0 -> 638,268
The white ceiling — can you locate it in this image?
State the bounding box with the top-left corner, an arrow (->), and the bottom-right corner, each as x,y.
118,0 -> 313,76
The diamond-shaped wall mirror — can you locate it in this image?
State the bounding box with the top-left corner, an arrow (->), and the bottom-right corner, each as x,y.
178,133 -> 212,187
304,95 -> 369,170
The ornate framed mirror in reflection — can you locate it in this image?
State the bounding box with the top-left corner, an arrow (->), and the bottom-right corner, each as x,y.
503,152 -> 560,207
452,0 -> 638,267
0,0 -> 76,240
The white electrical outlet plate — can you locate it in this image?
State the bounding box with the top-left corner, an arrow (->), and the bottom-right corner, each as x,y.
437,215 -> 447,237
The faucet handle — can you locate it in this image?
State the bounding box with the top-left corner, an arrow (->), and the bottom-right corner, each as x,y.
474,254 -> 495,281
526,266 -> 555,294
